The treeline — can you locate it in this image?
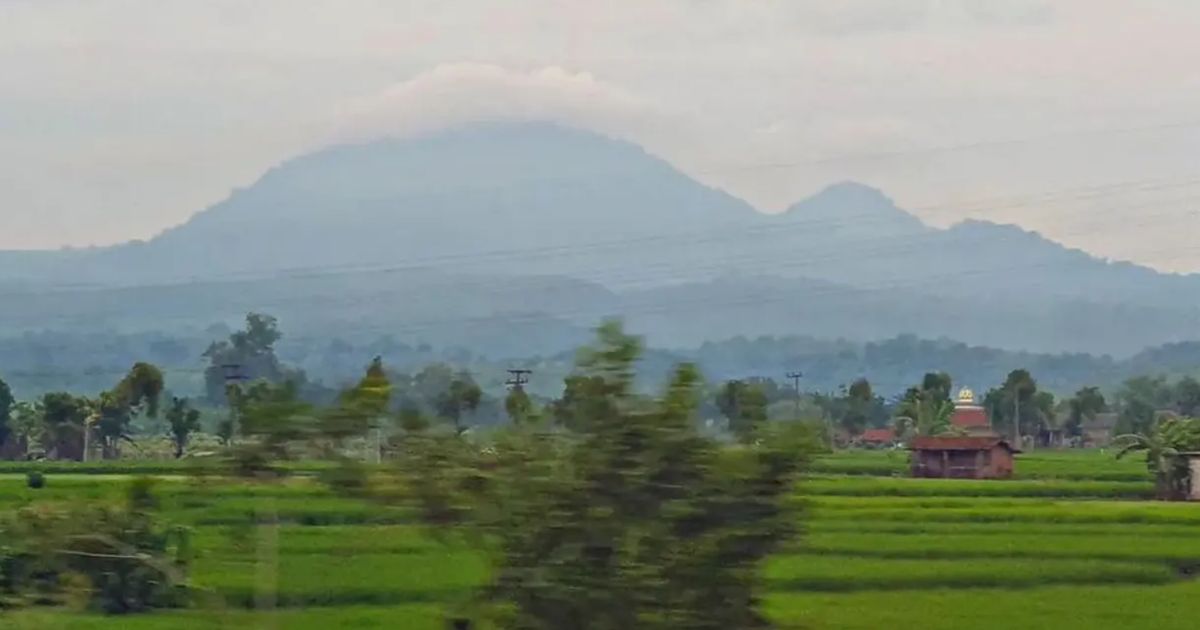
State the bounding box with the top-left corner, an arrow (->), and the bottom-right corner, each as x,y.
6,323 -> 1200,403
3,312 -> 1200,459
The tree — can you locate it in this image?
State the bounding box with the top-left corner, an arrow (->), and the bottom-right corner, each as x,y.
1114,416 -> 1200,500
716,380 -> 769,443
435,374 -> 482,435
985,369 -> 1038,444
165,397 -> 202,459
505,385 -> 535,425
202,313 -> 287,404
0,376 -> 16,458
894,373 -> 955,439
320,357 -> 392,451
398,320 -> 815,628
8,401 -> 42,458
835,378 -> 882,435
0,376 -> 13,439
1065,386 -> 1107,440
39,392 -> 90,460
1175,376 -> 1200,417
0,478 -> 190,613
1115,376 -> 1172,435
94,363 -> 165,459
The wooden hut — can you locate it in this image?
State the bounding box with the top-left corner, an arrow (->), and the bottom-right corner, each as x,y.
909,436 -> 1018,479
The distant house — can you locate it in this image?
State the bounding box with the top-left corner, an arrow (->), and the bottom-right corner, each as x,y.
1082,413 -> 1119,448
909,436 -> 1019,479
858,427 -> 896,448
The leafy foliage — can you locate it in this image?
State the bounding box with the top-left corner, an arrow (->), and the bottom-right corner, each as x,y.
716,379 -> 770,442
1114,416 -> 1200,500
398,321 -> 816,629
165,398 -> 202,459
0,478 -> 189,613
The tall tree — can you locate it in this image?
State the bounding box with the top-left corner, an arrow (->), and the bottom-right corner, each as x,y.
1174,376 -> 1200,417
321,357 -> 392,450
435,374 -> 482,435
0,376 -> 14,457
504,385 -> 534,425
1065,386 -> 1107,440
39,392 -> 90,460
894,373 -> 955,438
94,363 -> 165,459
985,369 -> 1038,444
399,320 -> 815,628
1115,376 -> 1173,435
716,380 -> 769,443
165,397 -> 202,459
202,313 -> 287,404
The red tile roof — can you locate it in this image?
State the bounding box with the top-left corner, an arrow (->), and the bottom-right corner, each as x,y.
909,436 -> 1016,451
860,428 -> 896,442
951,406 -> 990,428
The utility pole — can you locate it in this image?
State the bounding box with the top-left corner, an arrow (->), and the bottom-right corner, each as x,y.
1013,392 -> 1021,450
506,368 -> 532,390
786,371 -> 803,419
221,362 -> 248,438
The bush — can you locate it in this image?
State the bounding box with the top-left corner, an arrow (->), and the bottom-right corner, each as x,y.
26,471 -> 45,489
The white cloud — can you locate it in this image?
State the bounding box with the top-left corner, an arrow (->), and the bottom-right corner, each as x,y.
329,63 -> 671,146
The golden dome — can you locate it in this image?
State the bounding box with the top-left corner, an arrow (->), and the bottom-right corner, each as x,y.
956,387 -> 977,405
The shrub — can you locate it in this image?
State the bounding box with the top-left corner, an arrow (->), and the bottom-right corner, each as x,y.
26,471 -> 45,489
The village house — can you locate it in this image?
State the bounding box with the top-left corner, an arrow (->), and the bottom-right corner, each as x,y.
909,388 -> 1019,479
857,427 -> 896,448
1082,412 -> 1118,448
910,435 -> 1019,479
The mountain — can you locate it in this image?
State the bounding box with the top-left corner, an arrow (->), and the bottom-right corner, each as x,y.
24,122 -> 759,286
2,120 -> 1200,358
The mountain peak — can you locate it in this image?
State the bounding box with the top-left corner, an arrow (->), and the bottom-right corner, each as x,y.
781,181 -> 930,235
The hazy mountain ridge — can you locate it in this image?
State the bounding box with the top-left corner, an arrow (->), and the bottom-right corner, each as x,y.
2,121 -> 1198,357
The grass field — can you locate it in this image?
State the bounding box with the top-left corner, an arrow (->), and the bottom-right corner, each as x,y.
4,449 -> 1200,629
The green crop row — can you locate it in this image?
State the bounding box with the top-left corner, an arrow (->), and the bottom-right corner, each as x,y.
805,532 -> 1200,564
765,581 -> 1200,630
192,550 -> 485,607
192,525 -> 438,557
764,554 -> 1174,591
803,475 -> 1154,499
192,549 -> 1178,606
810,518 -> 1200,538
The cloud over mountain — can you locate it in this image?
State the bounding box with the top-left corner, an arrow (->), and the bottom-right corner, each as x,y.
330,63 -> 671,146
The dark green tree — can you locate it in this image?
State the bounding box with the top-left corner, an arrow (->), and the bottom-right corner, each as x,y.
1065,386 -> 1107,440
435,374 -> 482,435
202,313 -> 287,404
504,385 -> 534,425
165,397 -> 202,459
1174,376 -> 1200,417
399,320 -> 815,629
320,357 -> 392,450
0,376 -> 15,457
1115,376 -> 1173,435
715,380 -> 769,442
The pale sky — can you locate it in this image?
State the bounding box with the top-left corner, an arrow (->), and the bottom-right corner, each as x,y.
2,1 -> 1199,270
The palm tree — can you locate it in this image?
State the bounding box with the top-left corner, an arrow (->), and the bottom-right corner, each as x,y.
894,396 -> 955,440
1113,417 -> 1200,500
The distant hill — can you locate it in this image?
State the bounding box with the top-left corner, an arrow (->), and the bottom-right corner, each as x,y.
2,121 -> 1199,356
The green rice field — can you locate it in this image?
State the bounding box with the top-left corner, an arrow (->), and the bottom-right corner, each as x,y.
4,449 -> 1200,629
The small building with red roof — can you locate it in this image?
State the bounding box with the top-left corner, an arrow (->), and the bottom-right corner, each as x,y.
857,427 -> 897,448
909,387 -> 1018,478
909,435 -> 1018,479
